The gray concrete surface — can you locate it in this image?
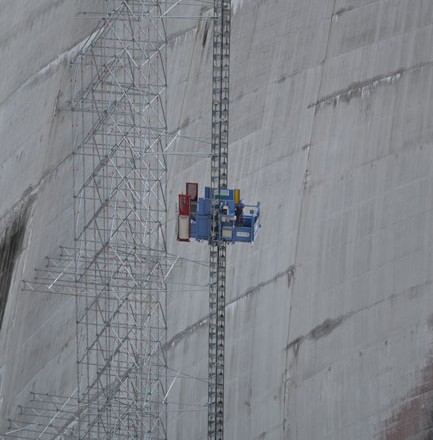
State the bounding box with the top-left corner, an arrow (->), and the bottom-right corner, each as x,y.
0,0 -> 105,432
166,1 -> 433,439
1,0 -> 433,439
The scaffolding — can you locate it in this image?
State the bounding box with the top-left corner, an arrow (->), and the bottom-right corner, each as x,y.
0,2 -> 170,439
3,1 -> 222,439
70,1 -> 169,439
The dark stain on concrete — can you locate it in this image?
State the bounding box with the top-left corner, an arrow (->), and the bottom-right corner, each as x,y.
380,356 -> 433,439
334,6 -> 355,17
179,116 -> 190,130
202,19 -> 210,47
244,399 -> 251,414
244,386 -> 252,415
286,312 -> 351,356
427,313 -> 433,330
287,265 -> 296,289
0,208 -> 28,330
310,316 -> 344,340
287,336 -> 304,358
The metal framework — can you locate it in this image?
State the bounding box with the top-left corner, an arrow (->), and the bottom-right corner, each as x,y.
3,1 -> 234,439
208,1 -> 231,439
71,1 -> 169,438
4,391 -> 79,439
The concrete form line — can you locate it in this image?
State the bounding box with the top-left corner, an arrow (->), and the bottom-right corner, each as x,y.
0,31 -> 98,110
166,266 -> 295,350
286,279 -> 432,355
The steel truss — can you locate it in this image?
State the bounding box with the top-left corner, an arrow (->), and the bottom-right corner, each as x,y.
70,1 -> 169,439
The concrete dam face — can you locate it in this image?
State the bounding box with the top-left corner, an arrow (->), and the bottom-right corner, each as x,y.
1,0 -> 433,439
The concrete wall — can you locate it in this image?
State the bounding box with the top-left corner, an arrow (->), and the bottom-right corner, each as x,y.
166,1 -> 433,439
0,0 -> 104,431
1,0 -> 433,439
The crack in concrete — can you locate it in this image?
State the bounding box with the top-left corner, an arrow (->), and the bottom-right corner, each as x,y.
310,61 -> 433,109
282,2 -> 337,436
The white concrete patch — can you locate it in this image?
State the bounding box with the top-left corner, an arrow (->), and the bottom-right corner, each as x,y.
232,0 -> 244,15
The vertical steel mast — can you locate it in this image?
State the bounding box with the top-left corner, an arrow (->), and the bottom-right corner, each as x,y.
209,0 -> 231,439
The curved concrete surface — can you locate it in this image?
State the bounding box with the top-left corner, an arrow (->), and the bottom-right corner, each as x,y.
1,1 -> 433,439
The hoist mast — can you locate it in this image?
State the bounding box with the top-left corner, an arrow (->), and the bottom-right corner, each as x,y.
177,0 -> 260,436
209,0 -> 231,439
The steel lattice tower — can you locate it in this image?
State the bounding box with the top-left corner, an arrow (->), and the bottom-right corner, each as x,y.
209,1 -> 231,439
4,1 -> 232,439
71,1 -> 169,438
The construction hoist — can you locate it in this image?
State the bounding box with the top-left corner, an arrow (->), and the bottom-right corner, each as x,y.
177,1 -> 261,438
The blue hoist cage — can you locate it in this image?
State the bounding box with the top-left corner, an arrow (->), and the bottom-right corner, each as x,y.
177,183 -> 261,244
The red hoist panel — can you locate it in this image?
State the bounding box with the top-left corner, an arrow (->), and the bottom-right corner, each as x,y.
178,194 -> 191,241
186,182 -> 198,201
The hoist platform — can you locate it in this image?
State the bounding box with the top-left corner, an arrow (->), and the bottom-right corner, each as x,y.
177,183 -> 261,244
